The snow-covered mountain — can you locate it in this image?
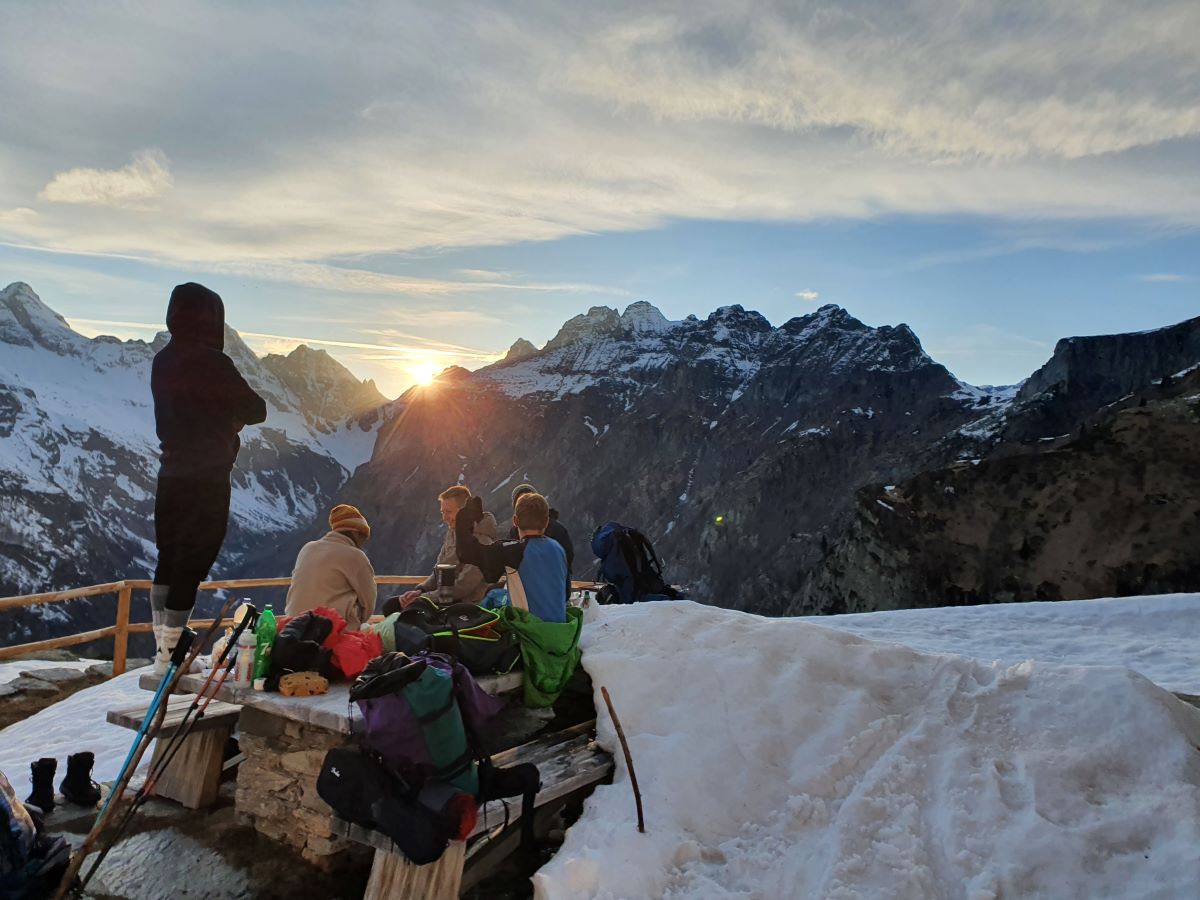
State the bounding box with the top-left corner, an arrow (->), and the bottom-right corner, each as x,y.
0,282 -> 387,640
316,300 -> 1012,613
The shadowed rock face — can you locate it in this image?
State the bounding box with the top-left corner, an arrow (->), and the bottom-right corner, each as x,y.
1004,314 -> 1200,443
800,370 -> 1200,614
285,302 -> 1005,613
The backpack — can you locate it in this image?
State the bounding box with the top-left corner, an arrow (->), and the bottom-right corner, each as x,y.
397,600 -> 521,677
317,746 -> 475,865
331,653 -> 541,863
1,769 -> 72,899
591,522 -> 679,605
350,652 -> 482,795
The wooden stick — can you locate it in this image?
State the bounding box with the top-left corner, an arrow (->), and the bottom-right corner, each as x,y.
600,685 -> 645,834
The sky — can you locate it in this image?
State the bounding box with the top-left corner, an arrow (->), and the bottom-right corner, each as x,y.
1,0 -> 1197,397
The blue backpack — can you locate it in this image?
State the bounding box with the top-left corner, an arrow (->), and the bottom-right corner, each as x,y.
591,522 -> 679,604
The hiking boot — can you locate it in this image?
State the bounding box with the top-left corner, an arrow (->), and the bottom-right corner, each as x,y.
155,625 -> 201,675
25,758 -> 56,812
60,752 -> 101,807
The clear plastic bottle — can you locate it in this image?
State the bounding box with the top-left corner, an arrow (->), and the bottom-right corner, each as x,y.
233,626 -> 256,686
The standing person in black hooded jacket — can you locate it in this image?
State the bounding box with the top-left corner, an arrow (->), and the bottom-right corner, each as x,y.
149,283 -> 266,673
508,483 -> 574,576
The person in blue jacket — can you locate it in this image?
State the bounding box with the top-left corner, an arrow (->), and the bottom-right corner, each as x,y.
456,493 -> 568,623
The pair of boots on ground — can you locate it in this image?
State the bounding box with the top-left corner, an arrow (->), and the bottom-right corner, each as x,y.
25,752 -> 102,812
152,584 -> 195,675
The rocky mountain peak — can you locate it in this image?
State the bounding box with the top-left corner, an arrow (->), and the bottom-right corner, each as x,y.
706,304 -> 772,334
619,301 -> 673,333
262,343 -> 388,427
502,338 -> 538,364
544,306 -> 624,350
0,282 -> 80,355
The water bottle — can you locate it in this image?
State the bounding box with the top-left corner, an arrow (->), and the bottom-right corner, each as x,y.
253,604 -> 277,680
233,627 -> 257,686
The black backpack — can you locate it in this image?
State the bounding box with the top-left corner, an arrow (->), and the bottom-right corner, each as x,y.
591,522 -> 679,604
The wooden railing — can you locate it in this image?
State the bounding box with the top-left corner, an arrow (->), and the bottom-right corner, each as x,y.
0,577 -> 600,676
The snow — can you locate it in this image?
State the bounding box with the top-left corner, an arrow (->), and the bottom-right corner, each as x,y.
818,593 -> 1200,696
0,670 -> 154,798
538,601 -> 1200,899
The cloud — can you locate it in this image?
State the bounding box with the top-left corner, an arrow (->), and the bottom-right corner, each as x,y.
40,149 -> 172,208
1138,273 -> 1191,283
796,289 -> 820,301
0,1 -> 1197,271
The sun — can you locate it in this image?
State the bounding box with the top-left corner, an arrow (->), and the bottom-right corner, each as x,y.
410,361 -> 439,386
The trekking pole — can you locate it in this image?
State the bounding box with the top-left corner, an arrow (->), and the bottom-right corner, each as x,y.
78,606 -> 257,890
57,596 -> 235,898
52,629 -> 194,899
600,686 -> 645,833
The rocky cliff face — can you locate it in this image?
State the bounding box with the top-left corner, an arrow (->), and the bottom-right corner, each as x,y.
291,302 -> 1007,613
1002,314 -> 1200,443
799,366 -> 1200,614
0,282 -> 387,643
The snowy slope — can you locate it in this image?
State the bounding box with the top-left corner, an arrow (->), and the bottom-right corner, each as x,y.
0,282 -> 385,629
538,601 -> 1200,899
817,593 -> 1200,696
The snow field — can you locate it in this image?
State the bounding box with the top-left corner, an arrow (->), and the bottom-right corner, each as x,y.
0,670 -> 155,798
537,602 -> 1200,899
819,593 -> 1200,696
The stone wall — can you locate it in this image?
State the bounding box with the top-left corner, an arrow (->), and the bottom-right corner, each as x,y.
234,706 -> 369,869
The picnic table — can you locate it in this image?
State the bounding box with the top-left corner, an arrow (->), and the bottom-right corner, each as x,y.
135,669 -> 526,867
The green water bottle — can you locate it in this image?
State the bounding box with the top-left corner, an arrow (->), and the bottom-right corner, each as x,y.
253,603 -> 277,681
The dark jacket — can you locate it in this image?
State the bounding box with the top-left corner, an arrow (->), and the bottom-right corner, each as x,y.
460,504 -> 568,623
508,508 -> 574,575
151,283 -> 267,481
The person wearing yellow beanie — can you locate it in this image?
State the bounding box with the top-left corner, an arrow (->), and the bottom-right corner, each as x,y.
284,504 -> 378,630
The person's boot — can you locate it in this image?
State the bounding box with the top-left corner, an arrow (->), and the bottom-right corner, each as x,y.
24,758 -> 56,812
59,752 -> 102,807
157,625 -> 201,674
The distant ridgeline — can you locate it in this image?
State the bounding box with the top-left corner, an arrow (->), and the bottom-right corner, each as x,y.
3,280 -> 1199,643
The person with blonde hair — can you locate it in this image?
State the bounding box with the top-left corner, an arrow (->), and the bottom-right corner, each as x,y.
285,503 -> 378,631
395,485 -> 497,607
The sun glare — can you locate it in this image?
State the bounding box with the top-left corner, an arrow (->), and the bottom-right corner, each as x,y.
410,361 -> 438,386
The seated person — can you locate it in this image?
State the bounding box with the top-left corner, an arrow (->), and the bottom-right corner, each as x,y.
395,485 -> 497,608
507,483 -> 575,576
456,492 -> 568,623
285,504 -> 377,631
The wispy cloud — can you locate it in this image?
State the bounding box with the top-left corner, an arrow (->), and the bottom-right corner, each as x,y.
796,289 -> 820,302
0,1 -> 1196,272
1138,273 -> 1192,283
40,149 -> 172,209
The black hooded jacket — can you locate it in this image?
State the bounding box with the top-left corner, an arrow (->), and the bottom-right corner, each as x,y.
151,283 -> 267,481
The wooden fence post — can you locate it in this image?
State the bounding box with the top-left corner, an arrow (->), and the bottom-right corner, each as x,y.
112,582 -> 132,677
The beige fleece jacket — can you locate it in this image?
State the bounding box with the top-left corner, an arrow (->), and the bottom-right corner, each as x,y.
417,511 -> 498,603
285,531 -> 377,631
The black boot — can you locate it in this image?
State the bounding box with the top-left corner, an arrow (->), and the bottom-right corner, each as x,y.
25,758 -> 56,812
60,752 -> 102,807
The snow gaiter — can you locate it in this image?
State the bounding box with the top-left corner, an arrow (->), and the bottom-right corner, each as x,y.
25,758 -> 56,812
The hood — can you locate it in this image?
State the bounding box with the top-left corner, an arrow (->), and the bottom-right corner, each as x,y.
166,282 -> 225,351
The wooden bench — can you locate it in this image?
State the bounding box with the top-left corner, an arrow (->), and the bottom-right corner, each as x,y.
331,720 -> 614,899
106,694 -> 242,809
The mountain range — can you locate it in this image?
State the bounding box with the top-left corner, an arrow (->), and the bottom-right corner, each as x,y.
2,280 -> 1198,643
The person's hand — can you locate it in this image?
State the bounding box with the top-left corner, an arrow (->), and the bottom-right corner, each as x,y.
458,495 -> 484,527
398,590 -> 420,607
